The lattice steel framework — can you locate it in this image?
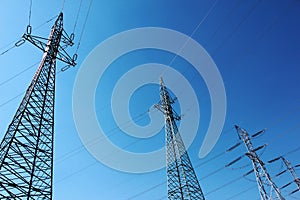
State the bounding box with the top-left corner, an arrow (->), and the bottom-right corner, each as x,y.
156,78 -> 205,200
0,13 -> 75,199
235,125 -> 285,200
281,157 -> 300,194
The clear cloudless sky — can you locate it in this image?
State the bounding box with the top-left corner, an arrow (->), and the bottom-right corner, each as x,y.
0,0 -> 300,199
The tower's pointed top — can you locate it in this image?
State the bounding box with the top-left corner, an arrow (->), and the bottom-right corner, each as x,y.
56,12 -> 63,20
160,77 -> 164,86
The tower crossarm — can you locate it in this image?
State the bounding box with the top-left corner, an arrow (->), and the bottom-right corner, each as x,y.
23,13 -> 76,67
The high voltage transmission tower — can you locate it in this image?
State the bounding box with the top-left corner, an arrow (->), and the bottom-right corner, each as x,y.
155,78 -> 205,200
281,157 -> 300,194
269,156 -> 300,195
0,12 -> 75,199
235,125 -> 285,200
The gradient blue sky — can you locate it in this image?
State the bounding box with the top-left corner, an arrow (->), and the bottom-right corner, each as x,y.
0,0 -> 300,199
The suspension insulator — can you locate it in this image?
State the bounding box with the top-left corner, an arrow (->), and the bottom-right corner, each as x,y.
15,39 -> 25,47
70,33 -> 75,41
276,170 -> 287,177
280,181 -> 292,189
243,169 -> 254,176
253,144 -> 266,152
268,156 -> 281,163
290,188 -> 300,195
27,25 -> 32,34
251,129 -> 266,138
61,65 -> 71,72
226,142 -> 241,152
73,53 -> 78,61
225,156 -> 242,167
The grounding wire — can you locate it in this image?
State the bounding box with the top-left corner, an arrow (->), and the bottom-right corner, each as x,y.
211,0 -> 262,55
28,0 -> 32,26
61,0 -> 66,11
72,0 -> 83,34
158,0 -> 219,79
75,0 -> 93,54
160,0 -> 262,95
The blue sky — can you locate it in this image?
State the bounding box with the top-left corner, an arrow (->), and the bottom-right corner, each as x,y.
0,0 -> 300,199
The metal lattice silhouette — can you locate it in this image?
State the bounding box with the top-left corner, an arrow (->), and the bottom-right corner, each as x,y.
0,13 -> 75,199
281,157 -> 300,195
235,125 -> 285,200
155,78 -> 205,200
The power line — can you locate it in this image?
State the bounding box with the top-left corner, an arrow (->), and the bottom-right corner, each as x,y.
212,0 -> 262,55
244,0 -> 297,55
75,0 -> 93,54
199,166 -> 225,181
268,123 -> 300,146
55,110 -> 151,164
203,0 -> 242,46
55,92 -> 228,167
0,38 -> 19,53
54,116 -> 232,198
125,181 -> 166,200
58,0 -> 93,72
0,92 -> 24,108
61,0 -> 66,11
0,61 -> 39,87
165,0 -> 263,95
205,175 -> 244,196
224,184 -> 257,200
160,0 -> 219,78
0,70 -> 62,108
72,0 -> 83,34
56,134 -> 147,184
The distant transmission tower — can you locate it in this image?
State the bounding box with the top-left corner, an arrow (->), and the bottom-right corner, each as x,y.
155,78 -> 205,200
0,12 -> 75,199
281,157 -> 300,194
235,125 -> 285,200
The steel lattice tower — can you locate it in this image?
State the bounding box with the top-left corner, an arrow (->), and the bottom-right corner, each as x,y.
281,157 -> 300,194
155,78 -> 205,200
0,13 -> 75,199
235,125 -> 285,200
